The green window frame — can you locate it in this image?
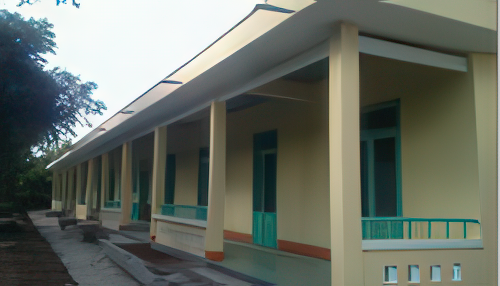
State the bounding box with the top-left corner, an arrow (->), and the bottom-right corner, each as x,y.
165,154 -> 176,204
197,148 -> 210,206
360,100 -> 402,217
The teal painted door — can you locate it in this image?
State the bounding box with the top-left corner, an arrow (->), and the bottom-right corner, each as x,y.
360,101 -> 402,218
198,148 -> 209,206
139,171 -> 150,221
253,130 -> 277,248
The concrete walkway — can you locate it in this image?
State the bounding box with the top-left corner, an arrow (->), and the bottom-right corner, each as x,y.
30,210 -> 266,286
29,210 -> 140,286
215,241 -> 331,286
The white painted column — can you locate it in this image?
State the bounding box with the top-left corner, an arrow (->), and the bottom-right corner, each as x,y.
151,126 -> 167,240
101,153 -> 109,210
120,142 -> 133,226
471,53 -> 497,285
204,101 -> 226,261
75,164 -> 82,204
85,158 -> 94,219
329,22 -> 364,286
91,159 -> 99,210
56,173 -> 62,210
51,171 -> 57,210
61,170 -> 68,212
67,167 -> 75,215
75,163 -> 86,219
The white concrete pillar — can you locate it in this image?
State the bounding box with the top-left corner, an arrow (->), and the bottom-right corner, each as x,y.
75,164 -> 82,204
101,153 -> 109,210
85,158 -> 94,218
91,158 -> 99,210
204,101 -> 226,261
56,173 -> 62,210
75,163 -> 86,219
328,22 -> 364,286
471,53 -> 497,285
67,167 -> 75,215
151,126 -> 167,240
51,171 -> 57,210
120,142 -> 133,226
61,170 -> 68,212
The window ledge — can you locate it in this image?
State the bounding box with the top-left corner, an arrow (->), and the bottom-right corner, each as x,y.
363,239 -> 483,251
100,208 -> 122,213
152,214 -> 207,228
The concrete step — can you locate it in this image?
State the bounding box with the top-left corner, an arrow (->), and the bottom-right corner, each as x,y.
99,240 -> 268,286
119,222 -> 151,232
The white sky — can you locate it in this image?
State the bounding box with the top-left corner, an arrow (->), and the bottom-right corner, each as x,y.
1,0 -> 260,143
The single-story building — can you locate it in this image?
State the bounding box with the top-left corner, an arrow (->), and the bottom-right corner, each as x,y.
48,0 -> 498,285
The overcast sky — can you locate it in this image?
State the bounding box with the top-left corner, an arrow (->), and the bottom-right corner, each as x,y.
1,0 -> 260,143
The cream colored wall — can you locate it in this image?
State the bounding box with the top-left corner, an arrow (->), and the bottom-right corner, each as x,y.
361,53 -> 495,285
364,249 -> 489,285
360,54 -> 481,223
225,79 -> 331,249
168,119 -> 209,206
101,209 -> 121,230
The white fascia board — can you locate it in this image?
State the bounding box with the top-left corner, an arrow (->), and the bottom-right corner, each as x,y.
47,3 -> 315,171
362,239 -> 483,251
359,35 -> 468,72
152,214 -> 207,228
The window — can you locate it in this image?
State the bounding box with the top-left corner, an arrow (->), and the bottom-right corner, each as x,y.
384,266 -> 398,284
361,100 -> 402,218
165,154 -> 176,204
197,148 -> 209,206
408,265 -> 420,283
430,265 -> 441,282
452,263 -> 461,281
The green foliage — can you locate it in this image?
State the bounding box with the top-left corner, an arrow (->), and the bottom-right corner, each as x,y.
0,10 -> 105,205
14,141 -> 71,210
17,0 -> 80,9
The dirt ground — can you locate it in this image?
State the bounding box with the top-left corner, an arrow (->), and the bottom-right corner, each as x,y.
0,212 -> 77,286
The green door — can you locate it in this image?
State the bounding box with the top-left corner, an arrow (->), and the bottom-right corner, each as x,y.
253,130 -> 277,248
360,101 -> 401,218
360,101 -> 403,239
139,171 -> 150,221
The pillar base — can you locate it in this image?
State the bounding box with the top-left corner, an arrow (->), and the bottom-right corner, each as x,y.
205,251 -> 224,261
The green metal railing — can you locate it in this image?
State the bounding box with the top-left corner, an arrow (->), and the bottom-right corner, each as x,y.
104,201 -> 121,208
362,217 -> 480,240
161,204 -> 207,221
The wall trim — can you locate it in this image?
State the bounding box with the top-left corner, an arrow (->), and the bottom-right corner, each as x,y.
152,214 -> 207,228
277,239 -> 331,260
100,208 -> 122,213
224,230 -> 253,244
362,239 -> 483,251
205,251 -> 224,261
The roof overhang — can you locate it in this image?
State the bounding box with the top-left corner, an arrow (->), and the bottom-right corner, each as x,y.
48,0 -> 497,170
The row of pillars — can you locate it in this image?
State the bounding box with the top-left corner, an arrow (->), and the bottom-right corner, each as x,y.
50,23 -> 362,283
50,22 -> 497,286
52,157 -> 101,220
51,100 -> 228,260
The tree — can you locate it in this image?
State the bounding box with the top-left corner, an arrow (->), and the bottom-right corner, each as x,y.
0,10 -> 105,203
15,140 -> 72,210
16,0 -> 81,8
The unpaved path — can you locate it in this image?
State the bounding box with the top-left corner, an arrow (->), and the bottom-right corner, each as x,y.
0,211 -> 77,286
28,210 -> 140,286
